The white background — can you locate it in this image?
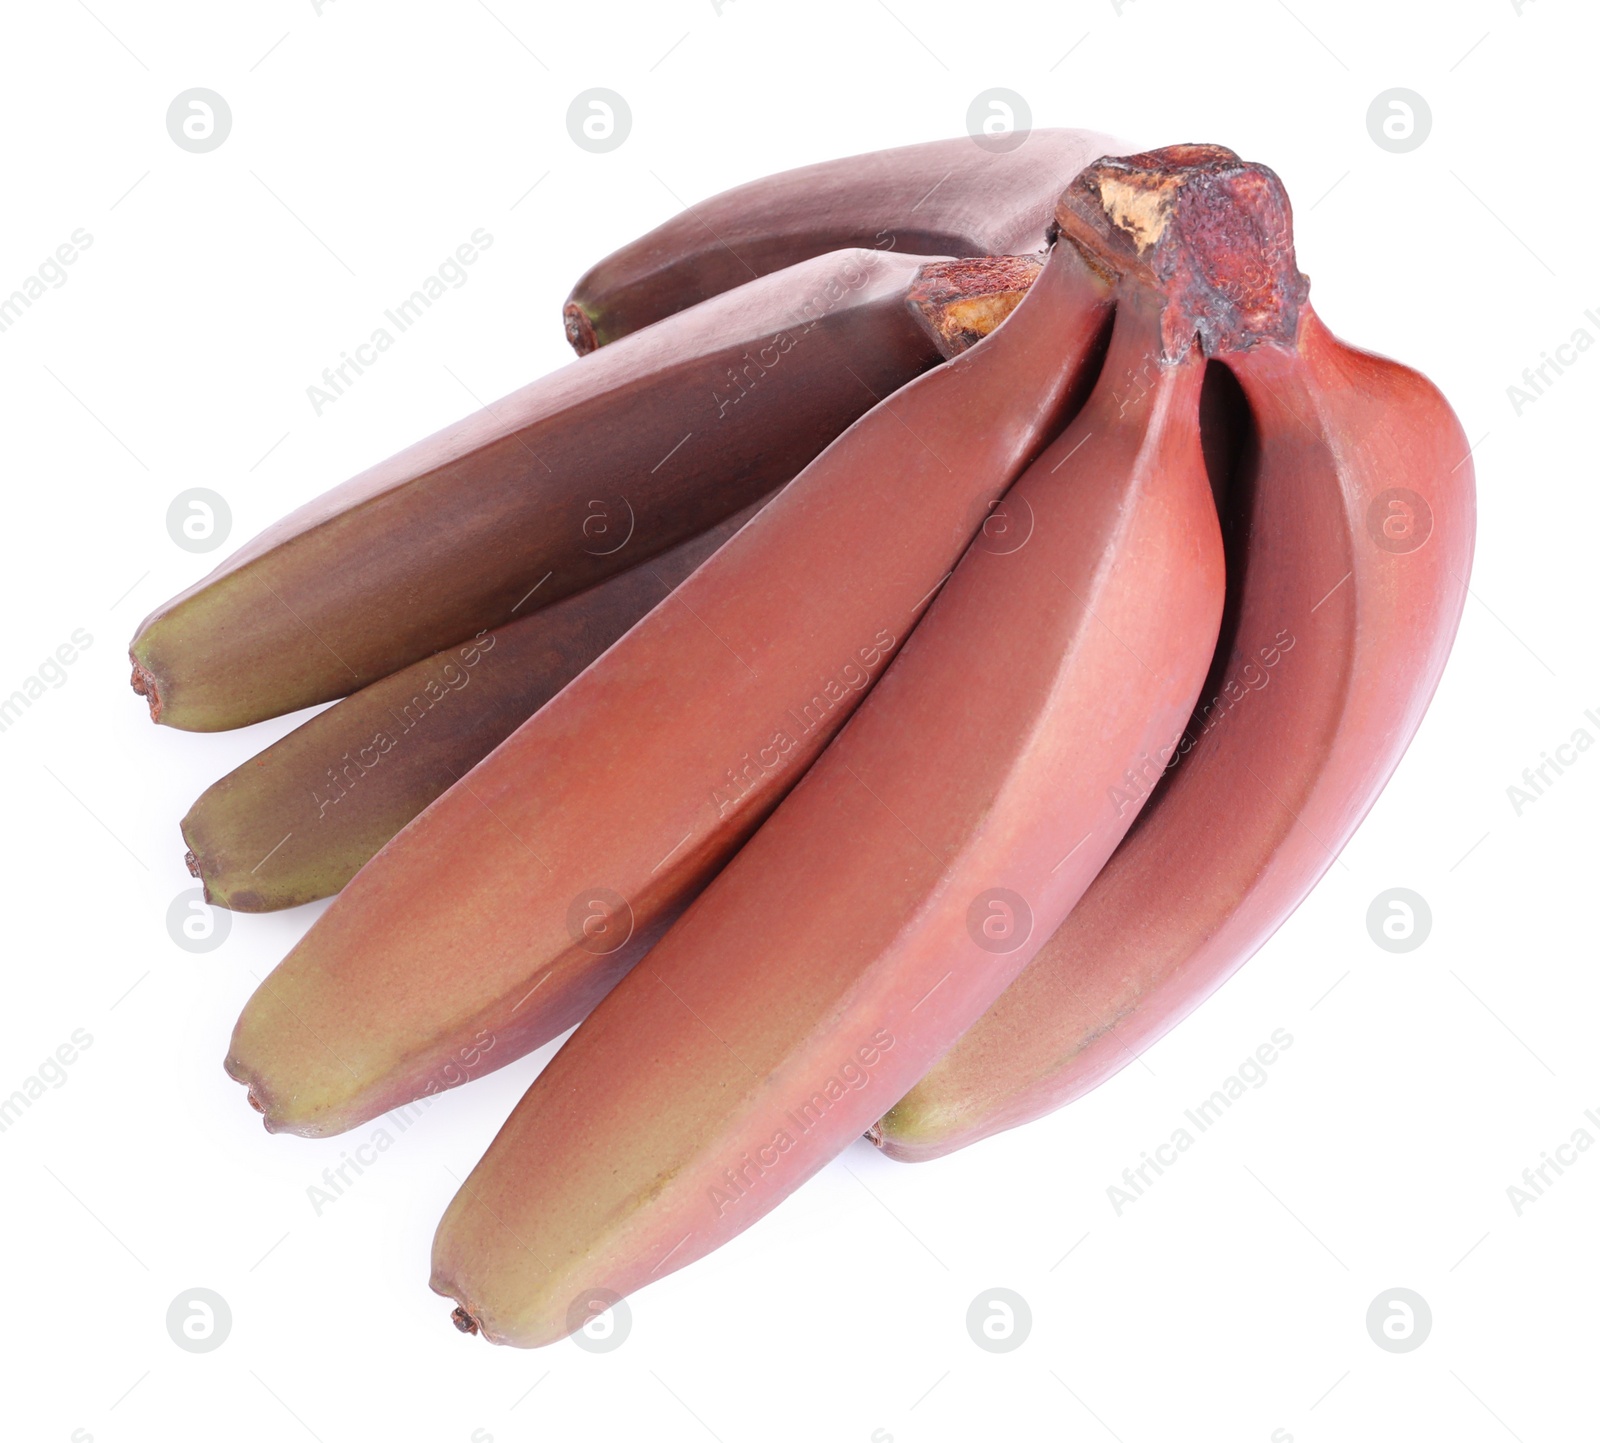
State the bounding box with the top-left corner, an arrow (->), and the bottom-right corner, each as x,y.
1,1 -> 1593,1439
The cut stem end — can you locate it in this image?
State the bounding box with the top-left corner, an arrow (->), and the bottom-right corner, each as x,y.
129,659 -> 162,722
1055,144 -> 1308,361
563,302 -> 599,356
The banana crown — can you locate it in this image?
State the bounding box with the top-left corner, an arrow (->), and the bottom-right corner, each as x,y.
1055,144 -> 1310,361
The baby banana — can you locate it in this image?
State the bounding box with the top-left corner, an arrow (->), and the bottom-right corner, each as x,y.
875,150 -> 1477,1161
223,232 -> 1114,1136
131,249 -> 1036,731
563,128 -> 1119,352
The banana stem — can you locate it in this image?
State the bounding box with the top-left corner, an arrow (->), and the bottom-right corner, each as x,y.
1054,145 -> 1309,362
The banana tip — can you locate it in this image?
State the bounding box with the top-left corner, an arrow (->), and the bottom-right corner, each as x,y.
128,658 -> 162,722
563,301 -> 598,356
223,1057 -> 279,1131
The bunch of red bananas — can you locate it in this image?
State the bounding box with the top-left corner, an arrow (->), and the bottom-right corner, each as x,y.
131,135 -> 1474,1348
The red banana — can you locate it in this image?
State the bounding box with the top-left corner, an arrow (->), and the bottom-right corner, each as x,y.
131,248 -> 1032,731
180,496 -> 770,912
223,229 -> 1114,1137
874,153 -> 1476,1161
563,129 -> 1120,352
427,148 -> 1330,1346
